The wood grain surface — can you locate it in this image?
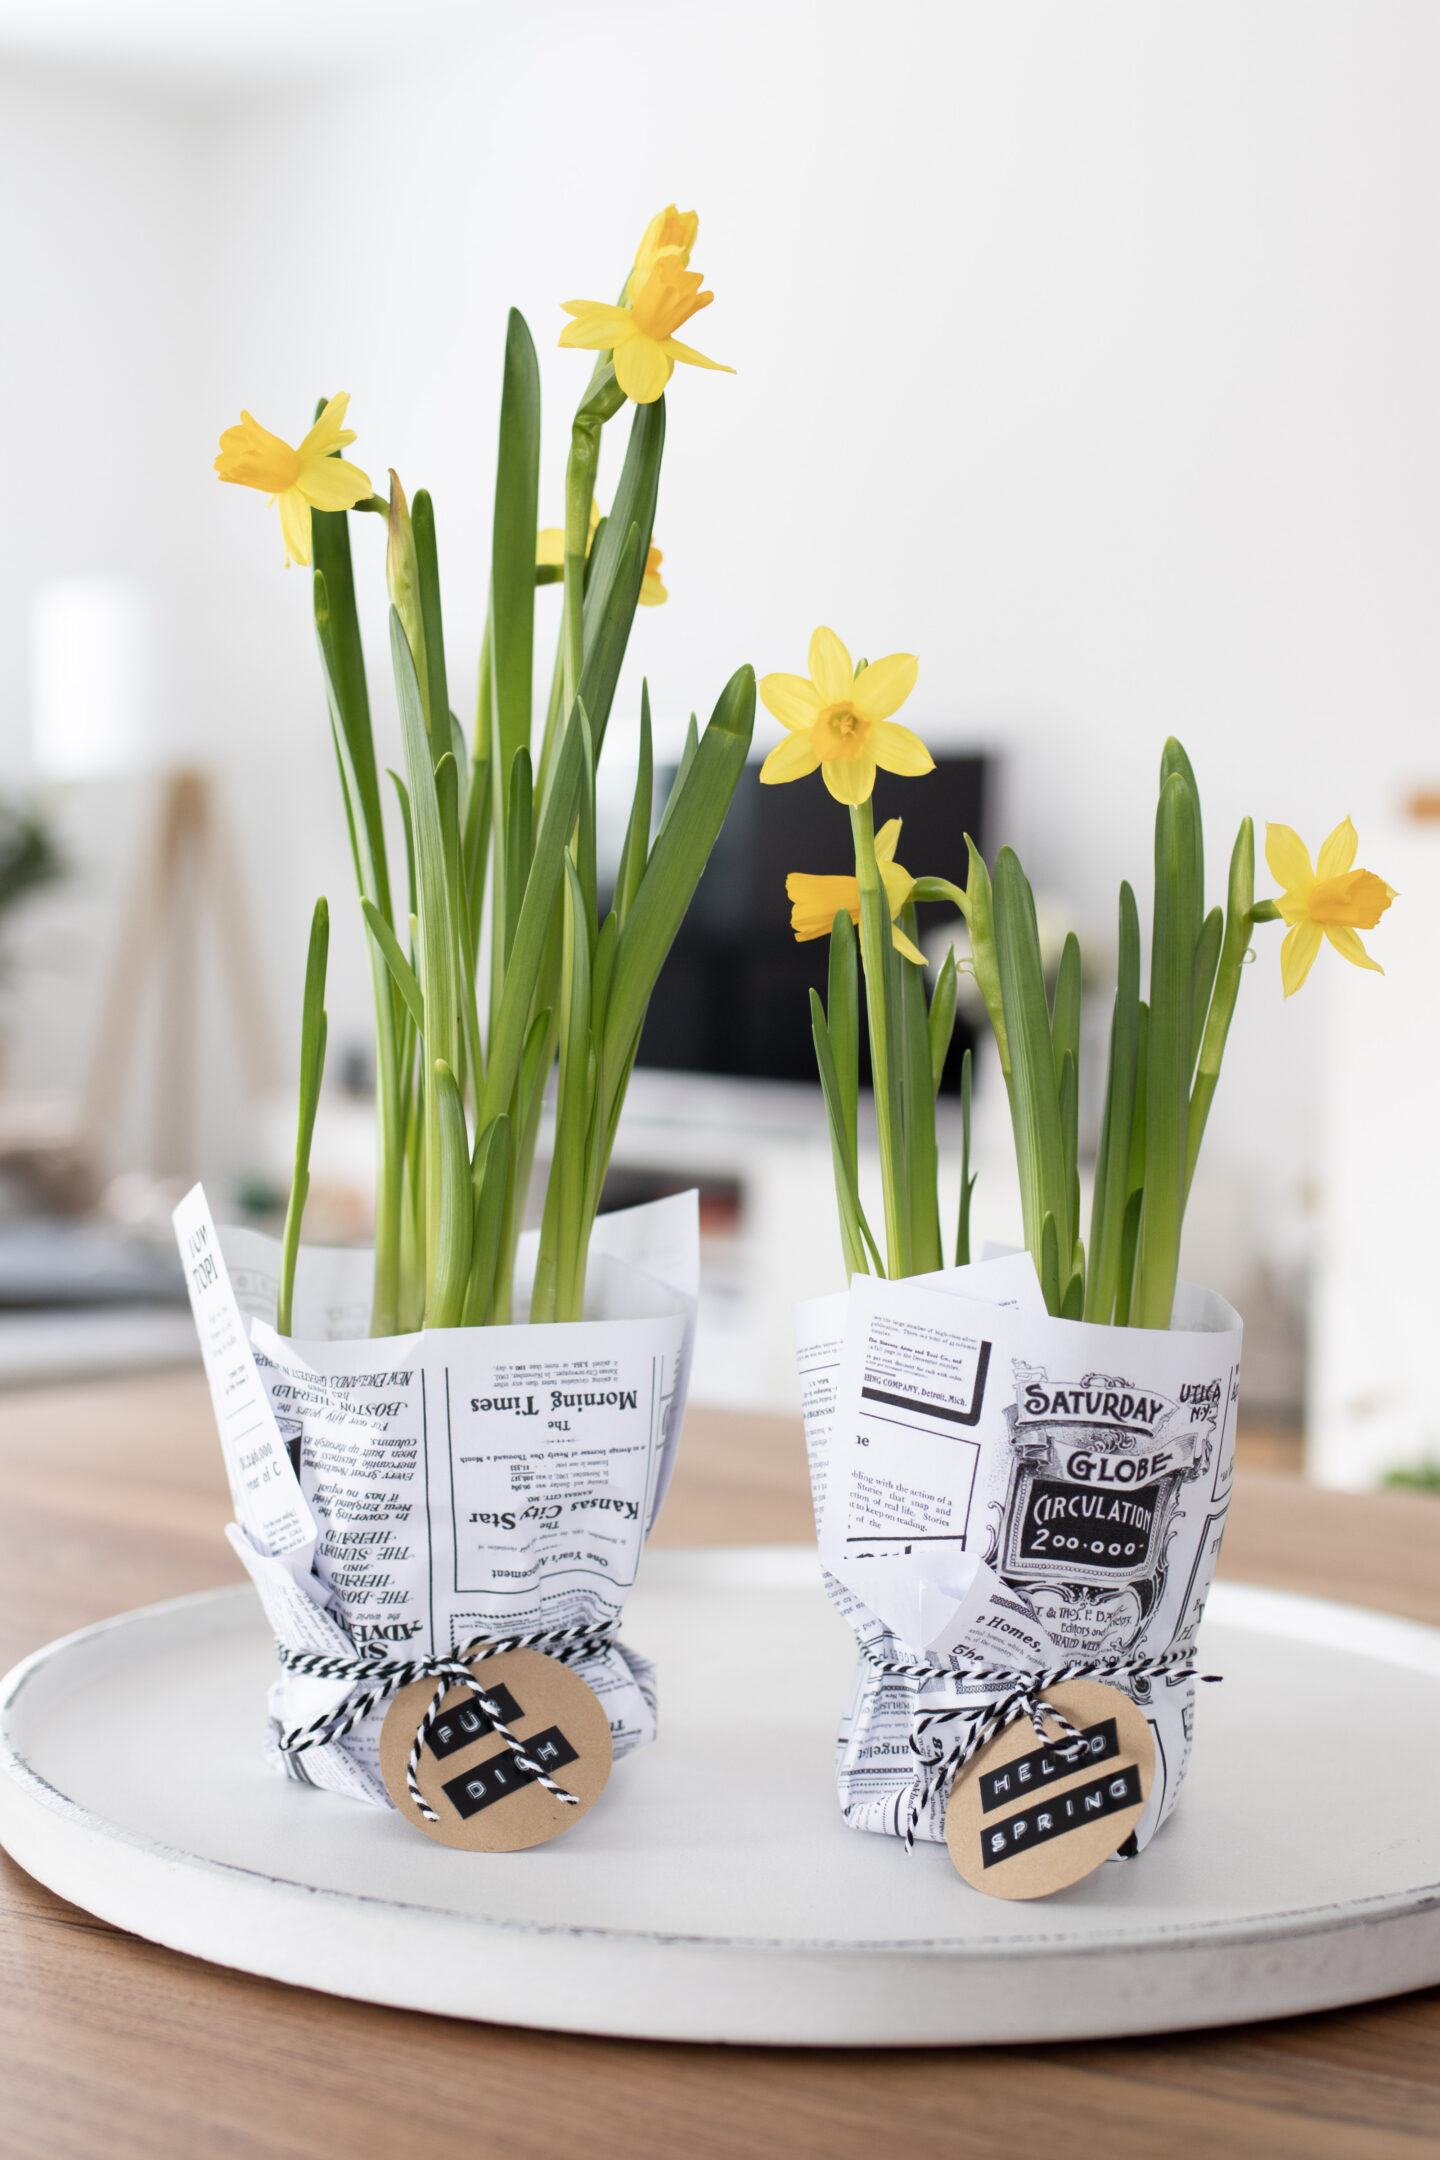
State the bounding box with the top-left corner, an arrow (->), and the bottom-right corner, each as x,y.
0,1369 -> 1437,2159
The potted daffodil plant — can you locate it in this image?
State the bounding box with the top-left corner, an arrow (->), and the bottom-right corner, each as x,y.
773,623 -> 1394,1895
176,209 -> 752,1852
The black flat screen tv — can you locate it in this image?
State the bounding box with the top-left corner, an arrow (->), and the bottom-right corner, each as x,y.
626,755 -> 987,1089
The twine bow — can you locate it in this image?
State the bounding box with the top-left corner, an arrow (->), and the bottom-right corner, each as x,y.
860,1640 -> 1213,1848
276,1621 -> 616,1824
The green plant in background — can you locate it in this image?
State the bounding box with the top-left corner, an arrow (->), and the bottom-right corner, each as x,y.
216,207 -> 753,1335
768,631 -> 1397,1329
0,798 -> 62,928
1383,1462 -> 1440,1495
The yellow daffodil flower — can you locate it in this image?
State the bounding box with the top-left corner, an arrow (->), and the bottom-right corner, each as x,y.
214,393 -> 371,568
759,628 -> 934,805
560,206 -> 733,406
1265,817 -> 1396,997
535,501 -> 668,605
787,819 -> 926,965
639,543 -> 667,606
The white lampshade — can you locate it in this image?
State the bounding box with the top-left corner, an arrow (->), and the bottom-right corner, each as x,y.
30,578 -> 151,781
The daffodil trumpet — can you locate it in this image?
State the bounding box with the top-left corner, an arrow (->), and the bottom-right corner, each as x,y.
223,210 -> 752,1335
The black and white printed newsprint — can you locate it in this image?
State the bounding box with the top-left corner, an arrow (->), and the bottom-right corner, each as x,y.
797,1253 -> 1240,1853
176,1183 -> 698,1808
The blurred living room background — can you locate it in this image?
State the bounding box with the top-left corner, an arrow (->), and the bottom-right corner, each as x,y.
0,0 -> 1434,1485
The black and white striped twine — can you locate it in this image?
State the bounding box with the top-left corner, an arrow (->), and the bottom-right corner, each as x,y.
276,1622 -> 616,1824
860,1639 -> 1219,1847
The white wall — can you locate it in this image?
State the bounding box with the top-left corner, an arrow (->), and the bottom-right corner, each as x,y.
1310,819 -> 1440,1485
1,2 -> 1436,1388
0,57 -> 223,1158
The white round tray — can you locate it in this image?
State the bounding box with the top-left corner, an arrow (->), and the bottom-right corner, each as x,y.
2,1547 -> 1438,2047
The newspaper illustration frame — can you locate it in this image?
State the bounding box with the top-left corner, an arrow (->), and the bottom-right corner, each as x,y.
992,1360 -> 1221,1656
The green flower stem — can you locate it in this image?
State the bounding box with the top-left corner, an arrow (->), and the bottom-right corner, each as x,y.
911,860 -> 1009,1072
429,1059 -> 473,1326
811,986 -> 871,1278
466,608 -> 494,960
926,946 -> 958,1098
386,483 -> 428,721
956,1046 -> 975,1266
536,860 -> 594,1326
310,500 -> 404,1335
487,1003 -> 555,1328
534,623 -> 568,807
1085,881 -> 1140,1323
561,361 -> 625,721
390,610 -> 459,1316
487,313 -> 541,1081
899,901 -> 942,1272
369,996 -> 405,1337
851,797 -> 909,1277
278,899 -> 328,1337
811,907 -> 884,1280
991,848 -> 1073,1312
412,491 -> 450,751
398,1097 -> 425,1331
1185,821 -> 1258,1197
1132,769 -> 1202,1328
909,876 -> 969,913
829,908 -> 860,1183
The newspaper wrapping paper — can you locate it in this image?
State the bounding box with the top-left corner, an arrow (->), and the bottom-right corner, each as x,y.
797,1254 -> 1242,1852
174,1182 -> 698,1807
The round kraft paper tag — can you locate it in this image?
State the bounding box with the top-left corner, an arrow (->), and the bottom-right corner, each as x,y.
379,1647 -> 613,1852
944,1679 -> 1154,1900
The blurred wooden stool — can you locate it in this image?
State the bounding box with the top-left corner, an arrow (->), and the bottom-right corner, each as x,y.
80,768 -> 278,1182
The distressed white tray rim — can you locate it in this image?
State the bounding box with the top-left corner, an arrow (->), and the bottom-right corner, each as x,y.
1,1550 -> 1438,2048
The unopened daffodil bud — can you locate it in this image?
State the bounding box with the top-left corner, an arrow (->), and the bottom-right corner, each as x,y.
385,472 -> 429,710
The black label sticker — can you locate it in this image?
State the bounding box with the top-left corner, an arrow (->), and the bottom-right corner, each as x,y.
1015,1479 -> 1162,1574
425,1684 -> 524,1761
442,1725 -> 579,1819
980,1763 -> 1143,1867
978,1719 -> 1121,1814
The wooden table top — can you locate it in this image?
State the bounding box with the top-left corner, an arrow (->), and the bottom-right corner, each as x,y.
1,1370 -> 1438,2159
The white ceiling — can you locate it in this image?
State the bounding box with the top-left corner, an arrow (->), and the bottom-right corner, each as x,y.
0,0 -> 482,86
